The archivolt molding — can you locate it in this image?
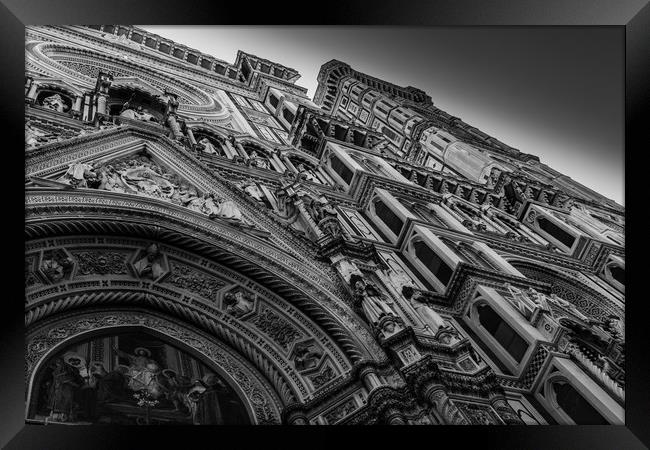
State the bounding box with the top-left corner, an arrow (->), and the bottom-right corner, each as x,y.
25,234 -> 360,402
25,308 -> 283,424
27,40 -> 219,113
26,26 -> 265,100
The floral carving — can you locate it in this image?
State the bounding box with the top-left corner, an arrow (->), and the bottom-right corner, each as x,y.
249,308 -> 301,351
72,250 -> 129,275
164,260 -> 227,299
309,365 -> 336,389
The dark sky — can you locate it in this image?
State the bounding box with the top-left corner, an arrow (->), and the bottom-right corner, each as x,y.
140,26 -> 624,206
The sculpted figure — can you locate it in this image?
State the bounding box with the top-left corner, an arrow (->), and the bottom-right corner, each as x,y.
351,274 -> 395,325
42,94 -> 68,112
249,150 -> 270,169
58,162 -> 98,188
293,342 -> 322,371
198,137 -> 218,155
223,290 -> 254,318
133,243 -> 165,279
211,199 -> 242,221
412,295 -> 448,335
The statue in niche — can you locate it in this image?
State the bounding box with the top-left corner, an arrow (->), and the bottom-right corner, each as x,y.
308,198 -> 342,237
248,150 -> 270,170
296,163 -> 315,182
119,94 -> 158,122
292,342 -> 323,371
197,137 -> 218,155
133,243 -> 165,279
42,94 -> 68,112
222,290 -> 254,318
240,180 -> 265,203
350,274 -> 396,325
96,72 -> 113,95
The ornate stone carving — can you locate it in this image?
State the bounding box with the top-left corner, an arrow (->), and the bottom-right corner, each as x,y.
290,341 -> 323,372
132,244 -> 167,279
222,288 -> 255,318
165,260 -> 227,299
324,398 -> 357,424
309,365 -> 336,389
72,250 -> 129,275
249,307 -> 301,351
40,249 -> 75,283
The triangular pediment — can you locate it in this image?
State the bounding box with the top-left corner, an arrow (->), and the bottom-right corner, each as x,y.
25,126 -> 264,232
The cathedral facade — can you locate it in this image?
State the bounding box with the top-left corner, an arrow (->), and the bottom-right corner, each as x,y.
25,25 -> 625,425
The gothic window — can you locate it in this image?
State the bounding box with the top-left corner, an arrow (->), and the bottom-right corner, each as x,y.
609,265 -> 624,286
537,216 -> 576,248
413,240 -> 453,286
477,303 -> 529,363
282,108 -> 295,125
552,382 -> 609,425
373,198 -> 404,237
329,154 -> 353,185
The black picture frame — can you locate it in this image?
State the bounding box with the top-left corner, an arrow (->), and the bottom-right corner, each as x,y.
3,1 -> 648,448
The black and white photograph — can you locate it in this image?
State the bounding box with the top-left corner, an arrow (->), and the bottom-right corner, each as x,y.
4,1 -> 647,445
22,23 -> 627,428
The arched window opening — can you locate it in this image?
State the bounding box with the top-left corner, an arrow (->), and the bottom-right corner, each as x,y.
413,240 -> 453,286
282,108 -> 295,125
373,198 -> 403,237
108,88 -> 166,123
477,303 -> 528,363
329,154 -> 353,185
552,382 -> 609,425
193,132 -> 225,157
608,265 -> 625,286
36,90 -> 73,113
537,216 -> 576,248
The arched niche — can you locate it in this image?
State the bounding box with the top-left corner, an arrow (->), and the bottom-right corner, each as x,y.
108,86 -> 166,122
192,128 -> 227,158
26,309 -> 281,425
36,89 -> 74,113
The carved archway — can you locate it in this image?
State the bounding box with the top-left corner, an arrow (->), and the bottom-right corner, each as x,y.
26,308 -> 281,424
